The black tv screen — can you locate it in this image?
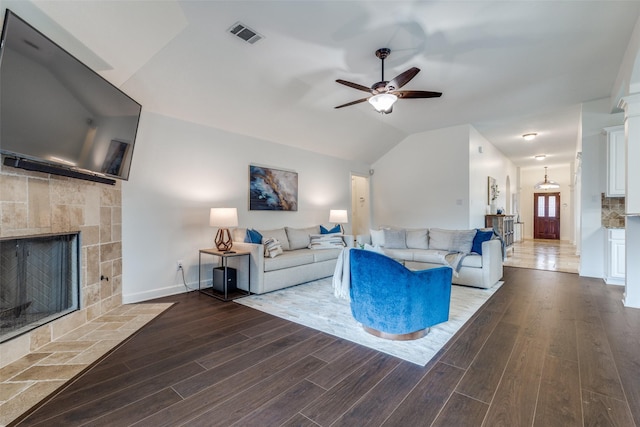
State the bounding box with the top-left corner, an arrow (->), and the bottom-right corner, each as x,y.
0,10 -> 141,181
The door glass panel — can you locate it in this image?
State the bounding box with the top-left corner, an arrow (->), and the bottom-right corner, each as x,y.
548,196 -> 556,217
537,196 -> 546,217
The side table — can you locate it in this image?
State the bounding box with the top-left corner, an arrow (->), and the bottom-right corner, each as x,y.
198,248 -> 251,301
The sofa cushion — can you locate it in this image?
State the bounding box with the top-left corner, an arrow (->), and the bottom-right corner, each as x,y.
429,228 -> 476,253
471,229 -> 494,254
406,229 -> 429,249
312,248 -> 342,262
412,249 -> 452,264
383,229 -> 407,249
286,226 -> 318,250
259,228 -> 290,251
263,250 -> 315,272
383,248 -> 413,261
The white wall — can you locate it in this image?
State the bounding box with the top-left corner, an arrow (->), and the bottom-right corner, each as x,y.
371,125 -> 470,229
371,124 -> 516,230
122,112 -> 369,302
579,98 -> 624,278
469,127 -> 518,227
519,165 -> 572,240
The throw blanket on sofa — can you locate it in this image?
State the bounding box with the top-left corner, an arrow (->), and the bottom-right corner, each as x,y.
332,247 -> 352,300
441,252 -> 468,275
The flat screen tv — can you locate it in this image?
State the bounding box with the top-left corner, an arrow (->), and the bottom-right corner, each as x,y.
0,10 -> 141,183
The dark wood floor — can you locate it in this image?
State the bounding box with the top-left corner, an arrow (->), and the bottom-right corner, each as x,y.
12,267 -> 640,426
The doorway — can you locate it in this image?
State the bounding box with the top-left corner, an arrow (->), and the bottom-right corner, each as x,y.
534,192 -> 560,239
351,174 -> 370,238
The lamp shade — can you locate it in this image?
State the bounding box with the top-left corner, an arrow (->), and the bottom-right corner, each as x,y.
209,208 -> 238,227
329,209 -> 348,224
368,93 -> 397,113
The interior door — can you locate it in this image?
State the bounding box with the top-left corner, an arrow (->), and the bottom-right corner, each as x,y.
534,193 -> 560,239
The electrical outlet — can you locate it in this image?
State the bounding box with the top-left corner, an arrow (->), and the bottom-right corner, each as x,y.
176,260 -> 183,271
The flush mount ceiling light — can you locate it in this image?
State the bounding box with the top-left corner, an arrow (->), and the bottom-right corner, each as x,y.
534,167 -> 560,190
534,154 -> 546,161
522,133 -> 538,141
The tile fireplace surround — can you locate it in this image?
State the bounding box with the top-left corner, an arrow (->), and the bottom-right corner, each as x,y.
0,163 -> 145,422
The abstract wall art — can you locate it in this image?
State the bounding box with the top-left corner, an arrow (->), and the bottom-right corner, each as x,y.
249,165 -> 298,211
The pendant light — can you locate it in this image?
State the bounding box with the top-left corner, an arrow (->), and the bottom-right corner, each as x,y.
534,167 -> 560,190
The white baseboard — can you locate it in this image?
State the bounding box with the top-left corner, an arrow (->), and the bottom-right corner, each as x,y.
604,277 -> 625,286
123,283 -> 193,304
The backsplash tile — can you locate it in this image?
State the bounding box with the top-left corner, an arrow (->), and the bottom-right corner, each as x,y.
602,193 -> 626,228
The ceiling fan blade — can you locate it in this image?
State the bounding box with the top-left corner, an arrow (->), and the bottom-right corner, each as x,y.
386,67 -> 420,91
334,97 -> 369,109
395,90 -> 442,99
336,79 -> 373,93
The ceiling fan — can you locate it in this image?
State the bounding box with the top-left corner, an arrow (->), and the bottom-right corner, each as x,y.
335,48 -> 442,114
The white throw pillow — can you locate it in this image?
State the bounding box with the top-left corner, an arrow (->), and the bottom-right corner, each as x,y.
429,228 -> 476,253
363,243 -> 385,254
370,229 -> 385,247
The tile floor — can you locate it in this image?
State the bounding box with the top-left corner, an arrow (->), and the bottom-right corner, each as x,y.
0,303 -> 172,426
503,238 -> 580,274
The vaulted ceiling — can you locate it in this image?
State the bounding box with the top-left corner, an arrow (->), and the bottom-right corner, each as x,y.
6,1 -> 640,168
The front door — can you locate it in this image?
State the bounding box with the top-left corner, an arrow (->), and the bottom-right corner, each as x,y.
534,192 -> 560,239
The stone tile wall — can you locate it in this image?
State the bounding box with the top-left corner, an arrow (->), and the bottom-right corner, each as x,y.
0,163 -> 122,367
601,193 -> 626,228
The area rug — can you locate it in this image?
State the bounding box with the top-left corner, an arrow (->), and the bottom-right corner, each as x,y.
235,278 -> 503,366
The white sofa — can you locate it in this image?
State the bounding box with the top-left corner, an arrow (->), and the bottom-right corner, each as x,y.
362,227 -> 503,289
231,226 -> 353,294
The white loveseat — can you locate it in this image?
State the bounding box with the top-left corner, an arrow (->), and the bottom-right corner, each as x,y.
231,226 -> 353,294
362,227 -> 503,289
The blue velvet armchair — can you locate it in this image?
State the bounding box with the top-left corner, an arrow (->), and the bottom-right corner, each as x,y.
349,249 -> 453,340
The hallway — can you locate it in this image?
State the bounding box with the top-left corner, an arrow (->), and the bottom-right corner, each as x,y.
503,239 -> 580,274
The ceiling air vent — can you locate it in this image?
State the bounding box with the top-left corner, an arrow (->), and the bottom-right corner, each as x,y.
228,22 -> 263,44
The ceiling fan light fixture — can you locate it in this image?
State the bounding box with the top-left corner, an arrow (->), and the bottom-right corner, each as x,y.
523,133 -> 538,141
368,93 -> 398,113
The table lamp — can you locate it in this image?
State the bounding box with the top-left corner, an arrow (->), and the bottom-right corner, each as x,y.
329,209 -> 348,233
210,208 -> 238,252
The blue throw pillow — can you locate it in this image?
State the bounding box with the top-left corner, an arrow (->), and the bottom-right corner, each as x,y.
471,229 -> 494,254
244,228 -> 263,243
320,224 -> 341,234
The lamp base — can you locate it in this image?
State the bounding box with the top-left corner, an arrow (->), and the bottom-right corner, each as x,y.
215,228 -> 233,251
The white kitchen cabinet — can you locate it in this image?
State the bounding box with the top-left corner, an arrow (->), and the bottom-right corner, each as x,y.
605,125 -> 625,197
605,228 -> 625,285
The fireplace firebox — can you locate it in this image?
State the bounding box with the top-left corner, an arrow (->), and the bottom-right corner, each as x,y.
0,232 -> 80,343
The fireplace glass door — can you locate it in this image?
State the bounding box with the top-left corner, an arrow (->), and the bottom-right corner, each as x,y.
1,233 -> 79,343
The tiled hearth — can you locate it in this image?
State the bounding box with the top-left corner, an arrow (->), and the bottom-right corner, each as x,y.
0,302 -> 172,426
0,163 -> 163,426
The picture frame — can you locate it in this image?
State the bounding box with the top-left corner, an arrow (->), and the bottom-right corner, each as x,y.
487,176 -> 498,204
249,165 -> 298,211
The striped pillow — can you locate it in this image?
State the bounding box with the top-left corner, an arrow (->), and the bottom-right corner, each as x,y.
263,238 -> 283,258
